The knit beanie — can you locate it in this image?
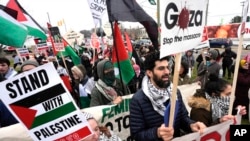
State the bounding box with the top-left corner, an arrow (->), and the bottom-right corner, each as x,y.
208,50 -> 218,60
240,59 -> 247,68
20,60 -> 39,71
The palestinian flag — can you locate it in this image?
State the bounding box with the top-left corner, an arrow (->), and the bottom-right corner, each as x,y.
124,32 -> 133,58
47,23 -> 81,65
0,7 -> 27,47
6,0 -> 47,40
112,22 -> 135,85
60,38 -> 81,65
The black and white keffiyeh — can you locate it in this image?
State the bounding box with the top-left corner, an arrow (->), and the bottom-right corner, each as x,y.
142,76 -> 172,116
205,93 -> 230,122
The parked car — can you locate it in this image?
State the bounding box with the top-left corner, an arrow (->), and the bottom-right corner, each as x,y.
242,42 -> 250,50
209,38 -> 233,48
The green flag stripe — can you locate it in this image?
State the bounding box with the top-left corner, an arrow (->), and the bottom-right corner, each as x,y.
114,60 -> 135,84
31,102 -> 76,129
0,10 -> 27,47
26,25 -> 47,40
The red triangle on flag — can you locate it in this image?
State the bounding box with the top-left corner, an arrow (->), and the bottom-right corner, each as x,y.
10,105 -> 37,129
7,0 -> 27,21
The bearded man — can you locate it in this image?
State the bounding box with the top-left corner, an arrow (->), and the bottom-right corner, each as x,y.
129,51 -> 206,141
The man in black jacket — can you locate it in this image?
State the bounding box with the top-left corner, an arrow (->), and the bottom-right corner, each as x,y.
129,51 -> 206,141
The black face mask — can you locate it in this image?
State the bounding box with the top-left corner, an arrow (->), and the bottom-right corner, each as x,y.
103,70 -> 115,86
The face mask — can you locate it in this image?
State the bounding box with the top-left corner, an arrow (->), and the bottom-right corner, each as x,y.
103,70 -> 115,86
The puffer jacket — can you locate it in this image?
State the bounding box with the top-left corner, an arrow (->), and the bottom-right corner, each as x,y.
188,89 -> 219,127
129,77 -> 195,141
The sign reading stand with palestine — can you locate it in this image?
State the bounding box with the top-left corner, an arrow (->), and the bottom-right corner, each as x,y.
0,63 -> 92,141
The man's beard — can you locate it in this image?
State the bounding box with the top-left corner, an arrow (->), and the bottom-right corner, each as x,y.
152,73 -> 170,88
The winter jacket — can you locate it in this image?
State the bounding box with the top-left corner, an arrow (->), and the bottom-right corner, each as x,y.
188,89 -> 220,127
0,100 -> 18,128
130,86 -> 194,140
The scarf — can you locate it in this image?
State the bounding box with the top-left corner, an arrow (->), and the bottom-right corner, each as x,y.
205,93 -> 230,122
142,76 -> 172,116
96,79 -> 118,101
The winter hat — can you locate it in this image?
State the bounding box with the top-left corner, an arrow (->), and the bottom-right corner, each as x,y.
240,59 -> 247,68
20,60 -> 39,71
208,50 -> 218,60
104,61 -> 114,70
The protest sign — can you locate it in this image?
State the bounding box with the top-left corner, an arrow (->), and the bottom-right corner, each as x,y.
16,48 -> 29,57
160,0 -> 208,58
0,63 -> 92,141
87,0 -> 107,26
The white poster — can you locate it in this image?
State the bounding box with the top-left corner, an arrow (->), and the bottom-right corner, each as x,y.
87,0 -> 107,26
0,63 -> 92,141
160,0 -> 208,58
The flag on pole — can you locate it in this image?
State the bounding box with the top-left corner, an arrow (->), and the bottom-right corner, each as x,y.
61,38 -> 81,65
112,22 -> 135,85
0,7 -> 27,47
6,0 -> 47,40
47,24 -> 81,65
106,0 -> 158,51
241,0 -> 249,34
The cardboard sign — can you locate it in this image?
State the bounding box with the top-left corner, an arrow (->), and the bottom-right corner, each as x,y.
0,63 -> 92,141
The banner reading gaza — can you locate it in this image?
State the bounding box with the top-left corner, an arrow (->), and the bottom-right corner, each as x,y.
0,63 -> 92,141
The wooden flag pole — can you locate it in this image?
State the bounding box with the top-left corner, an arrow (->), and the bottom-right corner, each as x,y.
168,53 -> 181,127
228,33 -> 244,115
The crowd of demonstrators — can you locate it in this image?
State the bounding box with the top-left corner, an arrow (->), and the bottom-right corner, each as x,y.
129,51 -> 206,141
188,74 -> 246,127
196,49 -> 222,88
82,112 -> 122,141
181,50 -> 195,78
232,59 -> 250,120
71,64 -> 95,109
220,47 -> 237,80
90,59 -> 130,107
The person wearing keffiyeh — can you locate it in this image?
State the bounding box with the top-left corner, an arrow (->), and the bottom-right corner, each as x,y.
188,73 -> 246,127
129,51 -> 206,141
90,59 -> 130,107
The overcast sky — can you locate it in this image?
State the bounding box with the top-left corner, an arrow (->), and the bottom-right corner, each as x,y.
0,0 -> 246,34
